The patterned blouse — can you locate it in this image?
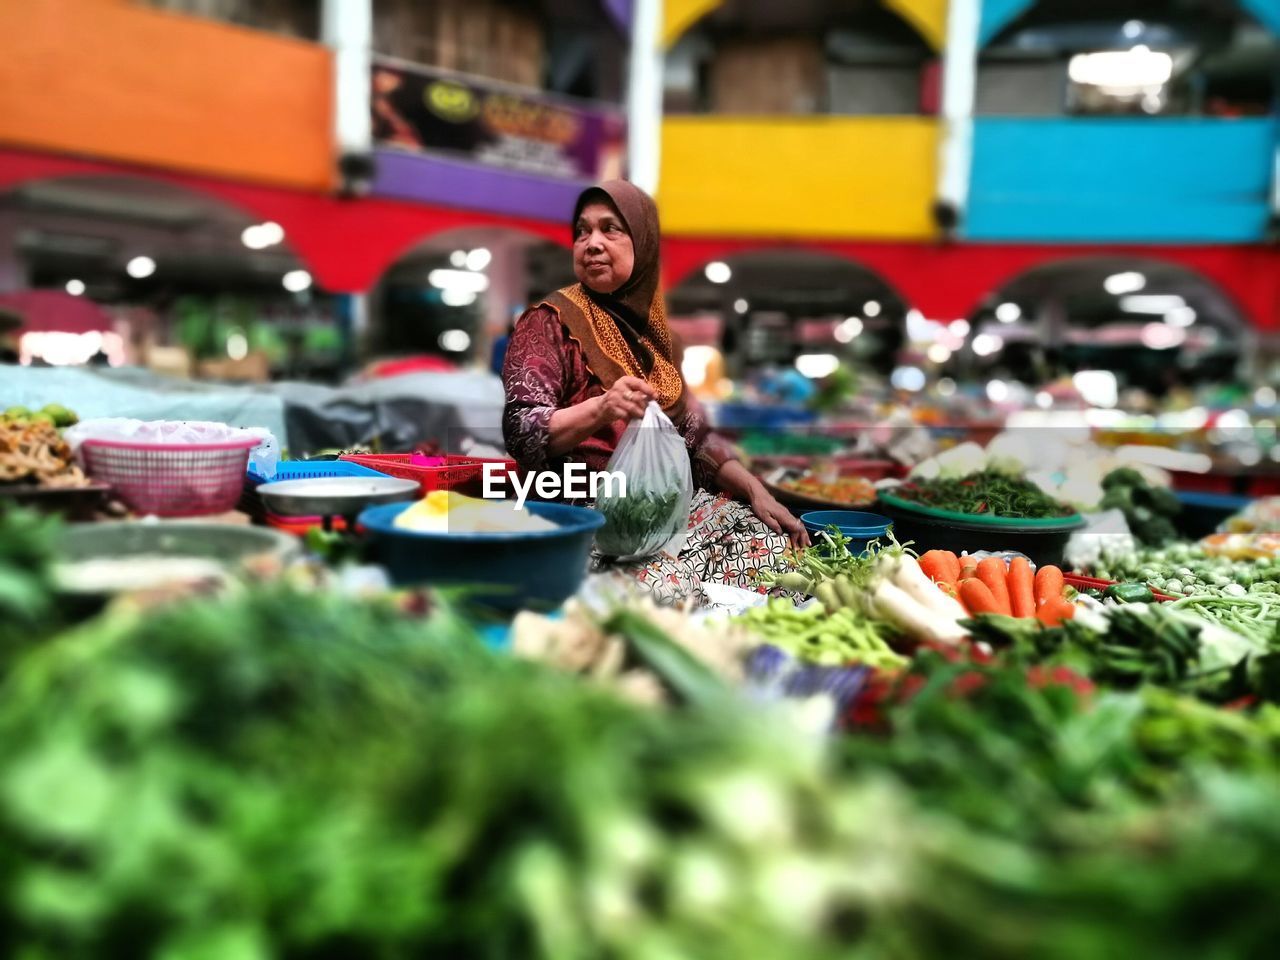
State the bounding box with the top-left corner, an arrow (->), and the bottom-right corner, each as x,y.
501,305 -> 737,492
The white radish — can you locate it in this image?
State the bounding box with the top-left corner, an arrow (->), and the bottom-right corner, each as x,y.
882,554 -> 969,621
869,579 -> 968,645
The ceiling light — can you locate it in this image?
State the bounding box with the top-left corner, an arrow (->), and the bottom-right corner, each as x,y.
1073,370 -> 1118,408
259,221 -> 284,245
1122,19 -> 1145,39
834,317 -> 863,343
65,279 -> 85,296
733,298 -> 749,314
949,319 -> 970,337
126,255 -> 156,279
428,269 -> 489,293
282,269 -> 312,293
465,248 -> 491,271
1141,322 -> 1185,350
986,379 -> 1009,403
1165,306 -> 1197,327
890,365 -> 926,392
1104,271 -> 1146,295
795,353 -> 839,379
226,332 -> 249,361
449,250 -> 467,268
995,302 -> 1021,323
863,300 -> 881,317
704,261 -> 731,284
1069,47 -> 1172,93
1121,294 -> 1185,314
241,225 -> 269,249
972,333 -> 1004,357
441,289 -> 478,307
927,343 -> 951,364
936,377 -> 956,397
1254,386 -> 1276,408
438,329 -> 472,351
1035,391 -> 1053,409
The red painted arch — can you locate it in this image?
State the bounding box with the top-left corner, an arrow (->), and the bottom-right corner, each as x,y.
661,236 -> 1280,331
0,148 -> 569,293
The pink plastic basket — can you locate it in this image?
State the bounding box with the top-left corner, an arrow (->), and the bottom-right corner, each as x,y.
81,438 -> 259,517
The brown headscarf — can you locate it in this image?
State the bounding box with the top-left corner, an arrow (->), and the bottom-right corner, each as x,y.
539,180 -> 685,413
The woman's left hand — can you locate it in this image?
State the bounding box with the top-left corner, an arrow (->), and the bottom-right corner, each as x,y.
749,488 -> 810,548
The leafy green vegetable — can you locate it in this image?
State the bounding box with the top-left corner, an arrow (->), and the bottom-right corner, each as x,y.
1099,468 -> 1181,546
894,470 -> 1076,519
595,489 -> 684,558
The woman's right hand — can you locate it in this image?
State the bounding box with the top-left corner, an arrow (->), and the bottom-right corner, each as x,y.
596,376 -> 655,426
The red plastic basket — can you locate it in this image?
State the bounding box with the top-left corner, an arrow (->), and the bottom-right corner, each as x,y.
81,438 -> 259,517
338,453 -> 519,498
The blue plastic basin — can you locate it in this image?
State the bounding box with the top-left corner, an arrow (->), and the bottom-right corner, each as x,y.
358,500 -> 605,611
800,510 -> 893,555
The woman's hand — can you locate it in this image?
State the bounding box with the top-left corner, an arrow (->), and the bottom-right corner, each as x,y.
595,376 -> 655,427
749,486 -> 810,549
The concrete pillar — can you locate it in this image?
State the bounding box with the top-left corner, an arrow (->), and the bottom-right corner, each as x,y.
0,211 -> 28,293
938,0 -> 980,226
322,0 -> 373,163
627,0 -> 664,193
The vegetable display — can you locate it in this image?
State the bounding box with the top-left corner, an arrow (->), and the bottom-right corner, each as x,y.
890,470 -> 1077,519
1098,467 -> 1182,546
7,503 -> 1280,956
774,473 -> 876,506
738,597 -> 906,669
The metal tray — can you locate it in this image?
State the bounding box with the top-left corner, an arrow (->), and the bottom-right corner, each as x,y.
255,476 -> 419,518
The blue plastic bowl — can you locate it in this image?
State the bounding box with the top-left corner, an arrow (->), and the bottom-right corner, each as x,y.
358,500 -> 605,611
800,510 -> 892,555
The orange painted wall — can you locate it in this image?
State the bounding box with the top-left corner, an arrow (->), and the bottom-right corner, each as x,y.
0,0 -> 334,190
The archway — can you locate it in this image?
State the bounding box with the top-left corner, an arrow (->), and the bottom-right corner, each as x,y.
664,0 -> 939,115
665,248 -> 910,404
0,173 -> 334,379
365,226 -> 573,375
978,0 -> 1279,116
944,255 -> 1253,406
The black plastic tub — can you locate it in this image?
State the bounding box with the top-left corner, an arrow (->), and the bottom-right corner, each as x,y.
877,492 -> 1086,567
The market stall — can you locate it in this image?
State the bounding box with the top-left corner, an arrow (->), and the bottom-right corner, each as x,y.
2,405 -> 1280,954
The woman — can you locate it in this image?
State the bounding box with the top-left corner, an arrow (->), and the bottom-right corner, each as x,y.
502,180 -> 808,603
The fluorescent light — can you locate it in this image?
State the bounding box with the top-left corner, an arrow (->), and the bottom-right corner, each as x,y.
438,329 -> 472,351
441,289 -> 477,307
465,248 -> 491,271
428,269 -> 489,293
449,250 -> 467,268
241,225 -> 269,249
126,255 -> 156,279
834,317 -> 863,343
733,298 -> 749,314
986,379 -> 1009,403
1165,306 -> 1197,327
1121,294 -> 1185,314
795,353 -> 839,379
995,302 -> 1021,323
1073,370 -> 1118,408
972,333 -> 1004,357
227,332 -> 249,360
282,269 -> 312,293
65,279 -> 85,296
260,221 -> 284,245
1069,46 -> 1172,93
1104,271 -> 1146,295
704,261 -> 732,284
927,343 -> 951,364
863,300 -> 882,317
890,365 -> 926,392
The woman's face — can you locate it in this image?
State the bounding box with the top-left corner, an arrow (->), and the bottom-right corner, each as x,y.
573,201 -> 634,294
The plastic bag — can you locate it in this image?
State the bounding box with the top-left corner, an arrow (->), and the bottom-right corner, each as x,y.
594,402 -> 693,561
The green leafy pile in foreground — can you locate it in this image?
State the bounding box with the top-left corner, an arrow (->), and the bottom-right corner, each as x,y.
3,506 -> 1280,958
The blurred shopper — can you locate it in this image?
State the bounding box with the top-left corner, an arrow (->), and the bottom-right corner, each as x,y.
502,181 -> 807,602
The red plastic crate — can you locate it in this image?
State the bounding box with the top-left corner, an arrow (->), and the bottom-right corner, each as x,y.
338,453 -> 519,499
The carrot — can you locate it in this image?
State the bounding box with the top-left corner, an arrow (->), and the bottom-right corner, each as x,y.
959,555 -> 978,580
1035,596 -> 1076,627
936,580 -> 962,604
959,577 -> 1001,616
920,550 -> 961,585
1034,565 -> 1065,607
976,557 -> 1012,616
1007,556 -> 1036,618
